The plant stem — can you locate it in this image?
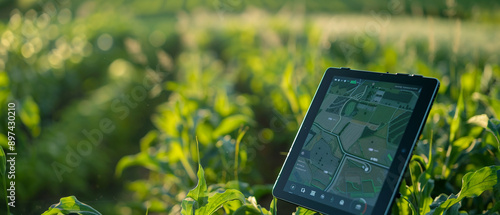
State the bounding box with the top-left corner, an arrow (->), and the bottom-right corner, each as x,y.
234,126 -> 248,185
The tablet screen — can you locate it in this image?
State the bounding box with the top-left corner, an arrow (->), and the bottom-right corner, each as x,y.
283,76 -> 422,214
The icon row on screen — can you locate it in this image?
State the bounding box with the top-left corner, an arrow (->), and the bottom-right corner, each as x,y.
288,183 -> 367,214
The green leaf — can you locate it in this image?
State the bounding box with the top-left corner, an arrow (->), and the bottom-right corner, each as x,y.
430,166 -> 500,214
233,198 -> 272,215
41,196 -> 102,215
0,72 -> 9,105
449,136 -> 475,165
196,189 -> 246,215
443,200 -> 461,215
0,133 -> 8,149
140,130 -> 158,152
280,61 -> 300,116
398,179 -> 411,214
467,114 -> 500,147
459,166 -> 499,198
417,173 -> 435,214
234,196 -> 271,215
222,196 -> 244,214
0,146 -> 5,177
181,199 -> 196,215
427,132 -> 434,171
490,169 -> 500,214
467,114 -> 489,130
213,115 -> 249,138
452,136 -> 475,152
402,195 -> 418,215
488,118 -> 500,146
233,205 -> 265,215
186,164 -> 208,206
427,194 -> 454,215
19,96 -> 41,137
295,207 -> 320,215
115,152 -> 161,177
449,90 -> 464,142
196,120 -> 214,145
0,145 -> 6,214
488,118 -> 500,135
215,90 -> 235,117
269,198 -> 277,215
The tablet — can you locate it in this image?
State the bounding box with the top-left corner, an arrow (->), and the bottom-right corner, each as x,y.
272,67 -> 439,215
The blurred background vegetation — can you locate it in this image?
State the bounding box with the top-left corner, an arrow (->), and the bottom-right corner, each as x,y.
0,0 -> 499,214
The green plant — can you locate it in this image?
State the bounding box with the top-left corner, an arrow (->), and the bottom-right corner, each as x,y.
0,145 -> 8,214
2,1 -> 500,214
427,166 -> 500,214
42,196 -> 101,215
180,164 -> 271,215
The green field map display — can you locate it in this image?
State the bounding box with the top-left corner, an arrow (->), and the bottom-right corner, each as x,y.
289,78 -> 421,206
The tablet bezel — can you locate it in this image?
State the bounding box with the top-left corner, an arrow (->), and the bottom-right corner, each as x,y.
272,67 -> 440,215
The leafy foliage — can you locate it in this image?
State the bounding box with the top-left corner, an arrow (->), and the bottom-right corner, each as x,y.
427,166 -> 500,214
181,164 -> 246,215
468,114 -> 500,148
0,0 -> 500,214
0,146 -> 7,214
42,196 -> 102,215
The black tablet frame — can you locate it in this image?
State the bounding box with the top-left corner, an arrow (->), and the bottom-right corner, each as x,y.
272,67 -> 440,215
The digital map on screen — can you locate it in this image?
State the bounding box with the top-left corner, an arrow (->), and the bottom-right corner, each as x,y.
288,77 -> 421,206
